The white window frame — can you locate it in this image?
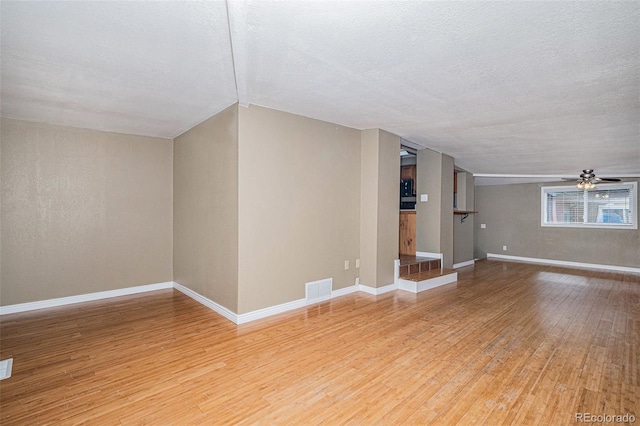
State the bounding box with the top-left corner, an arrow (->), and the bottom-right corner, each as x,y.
541,182 -> 637,230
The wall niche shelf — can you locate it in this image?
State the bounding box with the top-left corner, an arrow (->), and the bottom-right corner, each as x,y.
453,210 -> 478,223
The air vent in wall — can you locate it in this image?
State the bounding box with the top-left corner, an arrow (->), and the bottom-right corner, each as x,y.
0,358 -> 13,380
305,278 -> 332,303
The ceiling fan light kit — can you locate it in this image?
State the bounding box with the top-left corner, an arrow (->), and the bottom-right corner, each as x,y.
572,169 -> 622,189
576,181 -> 596,189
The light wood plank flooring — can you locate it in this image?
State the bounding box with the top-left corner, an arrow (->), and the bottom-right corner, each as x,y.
1,260 -> 638,425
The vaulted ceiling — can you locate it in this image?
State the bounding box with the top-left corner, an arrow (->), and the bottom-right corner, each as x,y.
1,1 -> 639,178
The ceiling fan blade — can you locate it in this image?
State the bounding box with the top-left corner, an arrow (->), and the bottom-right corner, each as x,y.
561,178 -> 579,181
595,177 -> 622,182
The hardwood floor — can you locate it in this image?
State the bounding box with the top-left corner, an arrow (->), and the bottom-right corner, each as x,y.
1,260 -> 638,425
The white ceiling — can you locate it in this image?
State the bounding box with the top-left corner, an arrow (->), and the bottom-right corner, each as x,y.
1,1 -> 639,178
1,1 -> 237,138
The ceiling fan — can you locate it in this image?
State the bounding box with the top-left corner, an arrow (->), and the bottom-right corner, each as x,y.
564,169 -> 621,189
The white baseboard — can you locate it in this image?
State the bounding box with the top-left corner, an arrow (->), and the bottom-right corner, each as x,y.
3,253 -> 635,324
416,273 -> 458,292
453,260 -> 475,269
237,298 -> 307,324
416,251 -> 443,260
397,279 -> 417,293
237,284 -> 360,324
332,285 -> 360,298
0,282 -> 174,315
486,254 -> 640,274
397,272 -> 458,294
358,282 -> 397,295
172,282 -> 238,323
176,281 -> 362,325
0,278 -> 385,325
1,275 -> 440,325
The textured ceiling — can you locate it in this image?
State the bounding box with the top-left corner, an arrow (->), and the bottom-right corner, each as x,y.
1,1 -> 639,177
0,1 -> 237,138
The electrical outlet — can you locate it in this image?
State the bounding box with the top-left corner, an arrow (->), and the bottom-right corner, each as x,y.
355,259 -> 360,268
421,194 -> 428,202
502,245 -> 507,251
481,224 -> 487,229
344,260 -> 350,270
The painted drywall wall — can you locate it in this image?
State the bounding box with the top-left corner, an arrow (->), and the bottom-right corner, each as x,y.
237,105 -> 361,313
453,172 -> 475,265
416,149 -> 455,267
173,105 -> 239,312
360,129 -> 380,287
440,155 -> 454,268
0,118 -> 173,305
360,129 -> 400,288
376,130 -> 401,285
474,181 -> 640,268
416,148 -> 442,253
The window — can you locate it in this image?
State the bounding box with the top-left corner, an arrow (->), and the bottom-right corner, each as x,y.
541,182 -> 637,229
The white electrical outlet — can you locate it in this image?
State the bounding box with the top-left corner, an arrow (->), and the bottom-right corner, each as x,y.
481,224 -> 487,229
344,260 -> 350,270
355,259 -> 360,268
420,194 -> 428,202
503,245 -> 507,251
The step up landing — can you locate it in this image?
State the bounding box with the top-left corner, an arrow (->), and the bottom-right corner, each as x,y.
398,255 -> 457,293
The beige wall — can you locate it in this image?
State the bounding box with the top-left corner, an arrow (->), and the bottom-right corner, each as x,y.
359,130 -> 379,287
375,130 -> 400,285
173,105 -> 239,312
440,154 -> 454,268
474,181 -> 640,268
360,129 -> 400,288
416,149 -> 454,267
453,172 -> 475,265
0,107 -> 455,314
0,119 -> 173,305
237,105 -> 361,313
416,148 -> 442,253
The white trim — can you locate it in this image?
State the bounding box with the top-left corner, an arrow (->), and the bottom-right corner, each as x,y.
0,270 -> 464,326
541,182 -> 637,230
332,285 -> 359,298
453,260 -> 475,269
358,283 -> 398,295
416,251 -> 442,260
397,279 -> 417,293
397,272 -> 458,293
236,298 -> 307,325
416,273 -> 458,292
172,282 -> 238,324
0,282 -> 174,315
487,254 -> 640,274
237,284 -> 361,324
174,281 -> 361,325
